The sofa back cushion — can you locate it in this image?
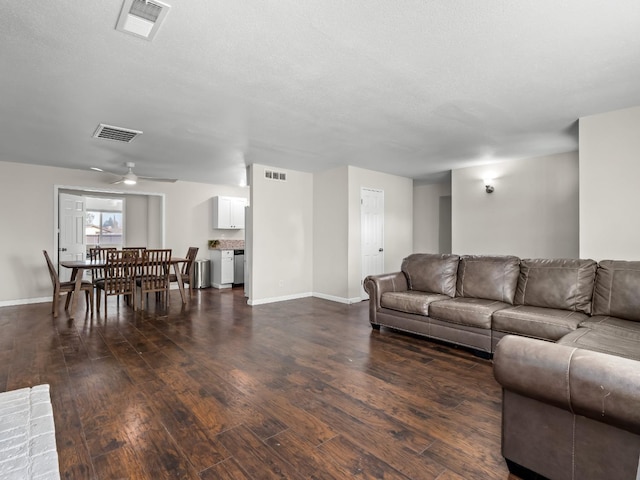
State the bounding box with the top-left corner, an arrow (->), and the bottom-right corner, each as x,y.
592,260 -> 640,321
456,255 -> 521,304
401,253 -> 459,296
514,258 -> 597,314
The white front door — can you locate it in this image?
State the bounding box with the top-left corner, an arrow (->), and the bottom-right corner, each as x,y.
59,193 -> 86,281
361,188 -> 384,299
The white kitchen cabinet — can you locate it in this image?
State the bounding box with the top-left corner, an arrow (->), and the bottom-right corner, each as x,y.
213,196 -> 247,229
210,249 -> 234,288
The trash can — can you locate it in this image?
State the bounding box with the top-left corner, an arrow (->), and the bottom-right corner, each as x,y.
192,259 -> 211,288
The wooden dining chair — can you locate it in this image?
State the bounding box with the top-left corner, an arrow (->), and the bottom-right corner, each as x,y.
169,247 -> 199,297
137,249 -> 172,310
89,247 -> 117,286
43,250 -> 93,318
95,250 -> 137,316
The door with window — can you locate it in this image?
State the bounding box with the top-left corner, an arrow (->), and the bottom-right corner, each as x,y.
361,188 -> 384,299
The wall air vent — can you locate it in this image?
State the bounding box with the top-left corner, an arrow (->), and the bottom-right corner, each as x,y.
93,124 -> 142,143
265,170 -> 287,181
116,0 -> 171,41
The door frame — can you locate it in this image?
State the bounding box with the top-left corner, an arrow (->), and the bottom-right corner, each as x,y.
52,184 -> 166,269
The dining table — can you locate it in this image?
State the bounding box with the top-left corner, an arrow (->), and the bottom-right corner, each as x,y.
60,256 -> 189,319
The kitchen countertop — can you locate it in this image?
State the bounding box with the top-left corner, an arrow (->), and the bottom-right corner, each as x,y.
209,239 -> 245,250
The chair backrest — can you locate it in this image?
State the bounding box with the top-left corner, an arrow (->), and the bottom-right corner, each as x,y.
103,250 -> 137,295
140,249 -> 172,289
182,247 -> 199,276
89,247 -> 117,280
89,247 -> 117,260
43,250 -> 60,288
123,247 -> 146,257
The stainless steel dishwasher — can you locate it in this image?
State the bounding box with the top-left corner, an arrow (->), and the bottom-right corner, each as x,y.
233,249 -> 244,286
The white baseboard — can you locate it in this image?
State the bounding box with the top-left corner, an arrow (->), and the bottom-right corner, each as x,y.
247,292 -> 364,306
0,297 -> 50,307
211,283 -> 232,289
312,292 -> 363,304
248,292 -> 312,306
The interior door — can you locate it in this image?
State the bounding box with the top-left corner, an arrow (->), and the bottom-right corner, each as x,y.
59,193 -> 86,281
361,188 -> 384,299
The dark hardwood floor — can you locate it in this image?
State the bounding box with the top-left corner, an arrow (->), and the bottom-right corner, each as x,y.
0,288 -> 517,479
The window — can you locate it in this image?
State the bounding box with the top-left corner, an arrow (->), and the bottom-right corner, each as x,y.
86,211 -> 124,248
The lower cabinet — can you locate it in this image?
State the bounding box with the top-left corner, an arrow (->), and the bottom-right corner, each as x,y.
210,249 -> 234,288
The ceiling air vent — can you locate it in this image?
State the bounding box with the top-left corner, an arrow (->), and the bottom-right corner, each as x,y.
93,124 -> 142,143
116,0 -> 171,41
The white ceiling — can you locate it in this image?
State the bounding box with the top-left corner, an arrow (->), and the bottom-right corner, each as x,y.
1,1 -> 639,186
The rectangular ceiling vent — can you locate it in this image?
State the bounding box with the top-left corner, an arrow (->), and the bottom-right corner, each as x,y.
93,124 -> 143,143
116,0 -> 171,41
265,170 -> 287,182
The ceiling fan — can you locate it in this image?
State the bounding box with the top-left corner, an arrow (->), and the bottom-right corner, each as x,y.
92,162 -> 177,185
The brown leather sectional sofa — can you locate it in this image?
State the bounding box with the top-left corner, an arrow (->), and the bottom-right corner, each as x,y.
363,254 -> 640,480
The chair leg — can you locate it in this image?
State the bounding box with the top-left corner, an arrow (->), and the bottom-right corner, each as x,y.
96,289 -> 101,312
64,292 -> 72,310
85,291 -> 90,315
52,293 -> 59,318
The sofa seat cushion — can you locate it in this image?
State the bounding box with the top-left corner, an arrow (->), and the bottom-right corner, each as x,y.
592,260 -> 640,321
429,297 -> 510,329
380,291 -> 450,316
456,255 -> 520,304
401,253 -> 460,296
558,328 -> 640,361
581,315 -> 640,337
492,305 -> 587,341
514,258 -> 597,314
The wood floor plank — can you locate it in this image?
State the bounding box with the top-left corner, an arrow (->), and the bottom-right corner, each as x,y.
216,425 -> 304,480
265,429 -> 347,480
317,434 -> 413,480
198,456 -> 252,480
0,289 -> 513,479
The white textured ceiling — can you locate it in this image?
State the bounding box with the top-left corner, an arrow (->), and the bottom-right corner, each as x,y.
1,1 -> 639,186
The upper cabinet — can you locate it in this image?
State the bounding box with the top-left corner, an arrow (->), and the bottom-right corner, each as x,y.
213,196 -> 247,229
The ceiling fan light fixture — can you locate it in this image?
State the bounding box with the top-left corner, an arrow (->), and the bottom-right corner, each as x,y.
123,171 -> 138,185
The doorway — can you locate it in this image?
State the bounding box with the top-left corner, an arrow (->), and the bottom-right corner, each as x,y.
361,187 -> 384,299
53,185 -> 165,276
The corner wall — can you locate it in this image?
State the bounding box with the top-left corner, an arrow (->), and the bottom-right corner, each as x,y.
413,181 -> 452,253
451,152 -> 579,258
313,166 -> 349,302
579,105 -> 640,260
248,164 -> 313,305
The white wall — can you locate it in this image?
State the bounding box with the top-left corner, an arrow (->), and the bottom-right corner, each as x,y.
580,105 -> 640,260
248,164 -> 314,305
313,166 -> 349,301
413,181 -> 451,253
125,195 -> 150,247
347,166 -> 413,300
451,152 -> 579,258
0,160 -> 248,304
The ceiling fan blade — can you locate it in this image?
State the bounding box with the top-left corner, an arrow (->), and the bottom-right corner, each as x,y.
110,179 -> 124,185
137,176 -> 178,183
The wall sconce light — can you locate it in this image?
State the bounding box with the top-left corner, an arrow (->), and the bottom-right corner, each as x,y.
484,178 -> 495,194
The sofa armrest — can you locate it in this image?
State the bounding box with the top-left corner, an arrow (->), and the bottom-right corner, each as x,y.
494,335 -> 640,435
363,272 -> 408,324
